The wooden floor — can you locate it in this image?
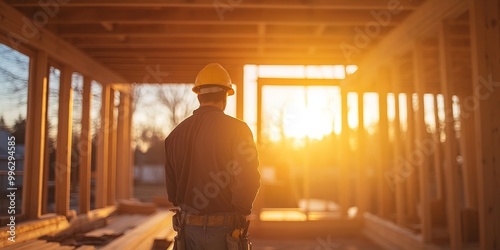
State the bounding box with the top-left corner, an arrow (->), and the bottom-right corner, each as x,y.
252,237 -> 382,250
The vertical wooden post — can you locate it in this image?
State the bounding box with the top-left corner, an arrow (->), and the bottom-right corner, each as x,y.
457,97 -> 477,209
339,88 -> 350,217
79,76 -> 92,214
256,82 -> 262,144
24,50 -> 48,219
390,67 -> 405,226
95,84 -> 111,208
377,73 -> 391,219
55,66 -> 73,216
438,22 -> 464,249
413,42 -> 432,242
469,0 -> 500,248
432,95 -> 443,200
404,91 -> 418,222
234,66 -> 244,120
116,92 -> 132,200
356,92 -> 367,215
107,89 -> 117,206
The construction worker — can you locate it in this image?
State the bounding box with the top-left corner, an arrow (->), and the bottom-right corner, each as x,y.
164,63 -> 260,250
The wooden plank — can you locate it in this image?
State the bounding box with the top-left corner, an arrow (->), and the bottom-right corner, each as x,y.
356,93 -> 367,215
339,89 -> 350,217
116,92 -> 132,200
95,85 -> 111,208
7,0 -> 423,10
0,2 -> 126,85
233,66 -> 244,120
469,0 -> 500,248
438,22 -> 463,249
432,95 -> 444,200
79,76 -> 92,214
101,211 -> 173,250
85,214 -> 148,237
0,215 -> 68,248
18,7 -> 410,26
377,82 -> 391,219
55,65 -> 73,216
404,92 -> 418,222
412,42 -> 432,242
392,90 -> 405,226
106,88 -> 117,206
24,50 -> 48,219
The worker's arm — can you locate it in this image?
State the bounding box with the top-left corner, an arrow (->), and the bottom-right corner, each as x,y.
230,125 -> 261,215
164,138 -> 178,206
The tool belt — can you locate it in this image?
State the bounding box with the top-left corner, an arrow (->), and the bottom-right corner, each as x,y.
184,213 -> 243,227
171,210 -> 251,250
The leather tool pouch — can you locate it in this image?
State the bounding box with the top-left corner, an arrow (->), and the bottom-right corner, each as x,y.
226,234 -> 252,250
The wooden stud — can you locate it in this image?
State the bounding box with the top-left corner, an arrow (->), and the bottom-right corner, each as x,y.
432,95 -> 444,200
469,0 -> 500,248
339,88 -> 350,217
55,65 -> 73,216
24,50 -> 48,219
356,93 -> 367,215
107,89 -> 117,206
378,84 -> 391,219
404,91 -> 418,223
457,98 -> 478,209
95,84 -> 111,208
393,92 -> 405,226
412,41 -> 433,243
438,22 -> 464,249
116,92 -> 132,200
79,77 -> 93,214
233,66 -> 244,120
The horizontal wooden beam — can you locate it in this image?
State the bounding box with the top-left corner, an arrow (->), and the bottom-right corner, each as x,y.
0,1 -> 127,84
15,7 -> 411,25
6,0 -> 423,10
68,36 -> 381,48
52,23 -> 392,39
258,78 -> 343,86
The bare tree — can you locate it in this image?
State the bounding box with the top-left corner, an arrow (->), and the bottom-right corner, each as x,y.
156,84 -> 197,130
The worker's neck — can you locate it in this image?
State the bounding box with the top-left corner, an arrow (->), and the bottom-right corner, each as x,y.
200,102 -> 224,111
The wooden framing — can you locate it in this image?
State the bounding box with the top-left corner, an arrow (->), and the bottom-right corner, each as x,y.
7,0 -> 423,10
431,95 -> 444,201
438,21 -> 464,250
339,88 -> 350,218
355,0 -> 468,83
95,84 -> 111,208
1,0 -> 498,249
54,65 -> 73,216
469,0 -> 500,248
391,87 -> 405,226
376,69 -> 391,219
79,77 -> 93,214
0,2 -> 126,85
412,42 -> 432,242
23,49 -> 48,219
106,89 -> 117,206
356,93 -> 367,215
116,92 -> 132,200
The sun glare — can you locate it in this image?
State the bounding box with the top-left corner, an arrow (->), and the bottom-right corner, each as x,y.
243,64 -> 381,144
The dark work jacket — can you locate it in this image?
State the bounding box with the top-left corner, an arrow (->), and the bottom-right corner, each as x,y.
164,106 -> 260,215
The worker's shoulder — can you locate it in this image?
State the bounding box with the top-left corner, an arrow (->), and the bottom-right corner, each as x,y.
221,113 -> 250,129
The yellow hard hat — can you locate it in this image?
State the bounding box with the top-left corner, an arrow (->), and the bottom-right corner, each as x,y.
193,63 -> 235,96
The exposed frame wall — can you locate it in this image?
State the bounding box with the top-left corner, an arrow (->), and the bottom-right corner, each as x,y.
0,3 -> 134,220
